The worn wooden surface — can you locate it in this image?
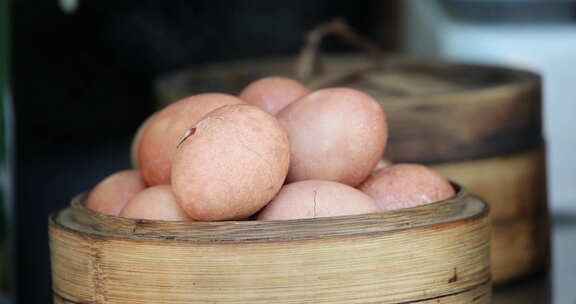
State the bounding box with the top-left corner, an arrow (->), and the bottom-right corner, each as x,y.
377,80 -> 541,163
50,187 -> 491,304
491,209 -> 550,285
431,148 -> 549,285
431,148 -> 546,222
155,54 -> 542,163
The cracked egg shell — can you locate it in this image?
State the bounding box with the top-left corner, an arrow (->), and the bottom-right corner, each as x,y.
359,163 -> 455,211
130,112 -> 156,169
138,93 -> 245,186
277,87 -> 388,187
171,104 -> 290,221
119,185 -> 191,221
257,180 -> 379,221
239,76 -> 310,115
85,170 -> 147,216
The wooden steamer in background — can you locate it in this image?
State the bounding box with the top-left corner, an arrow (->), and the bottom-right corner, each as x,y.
50,186 -> 490,303
155,22 -> 549,285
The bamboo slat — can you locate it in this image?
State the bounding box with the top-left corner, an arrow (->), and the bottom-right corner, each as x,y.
50,186 -> 491,304
431,148 -> 549,284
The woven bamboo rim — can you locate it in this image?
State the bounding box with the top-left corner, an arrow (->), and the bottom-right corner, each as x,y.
50,184 -> 492,303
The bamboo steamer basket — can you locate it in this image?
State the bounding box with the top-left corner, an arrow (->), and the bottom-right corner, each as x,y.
154,51 -> 548,285
49,185 -> 491,304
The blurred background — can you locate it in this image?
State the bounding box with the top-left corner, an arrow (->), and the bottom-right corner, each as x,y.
3,0 -> 576,303
12,1 -> 399,303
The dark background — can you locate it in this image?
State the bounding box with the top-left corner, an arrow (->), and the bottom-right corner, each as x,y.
12,1 -> 400,303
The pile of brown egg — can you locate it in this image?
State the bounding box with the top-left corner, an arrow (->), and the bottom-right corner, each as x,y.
86,77 -> 454,221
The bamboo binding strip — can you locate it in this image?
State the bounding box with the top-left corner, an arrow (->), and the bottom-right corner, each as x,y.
50,186 -> 491,304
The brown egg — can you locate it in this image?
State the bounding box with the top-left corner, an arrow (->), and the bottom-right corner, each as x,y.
85,170 -> 146,216
119,185 -> 190,221
239,76 -> 310,115
130,113 -> 156,168
257,180 -> 379,221
277,87 -> 388,187
171,104 -> 290,221
138,93 -> 245,185
359,163 -> 455,211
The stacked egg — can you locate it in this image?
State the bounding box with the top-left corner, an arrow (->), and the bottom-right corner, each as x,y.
86,77 -> 455,221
